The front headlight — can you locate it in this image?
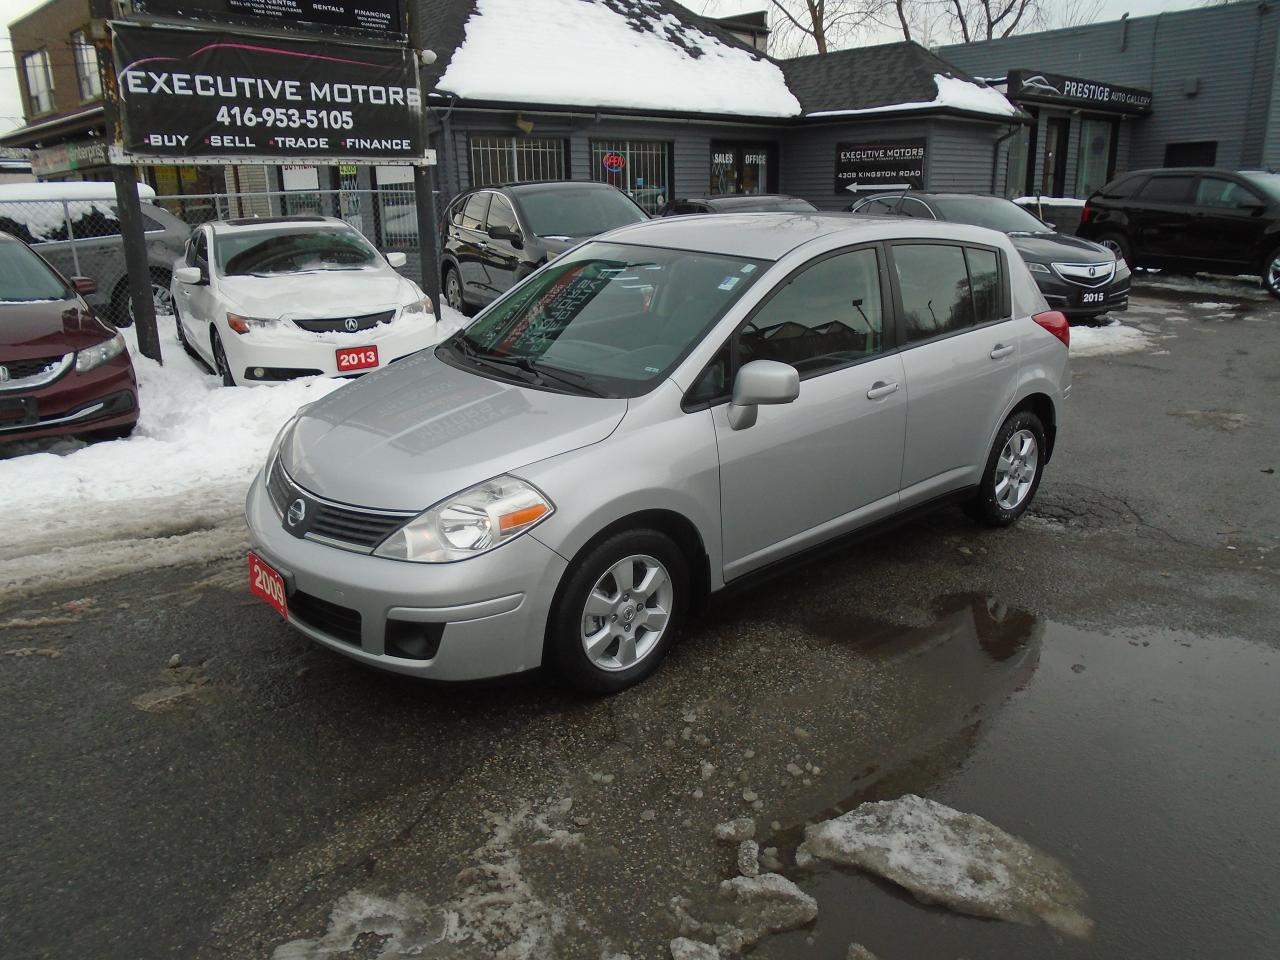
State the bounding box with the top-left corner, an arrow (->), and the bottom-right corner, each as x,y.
374,475 -> 553,563
401,295 -> 434,318
1025,261 -> 1051,275
227,312 -> 277,334
75,331 -> 126,372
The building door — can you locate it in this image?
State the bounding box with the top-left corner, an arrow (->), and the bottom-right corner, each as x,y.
1042,117 -> 1069,197
709,142 -> 778,196
1075,117 -> 1115,198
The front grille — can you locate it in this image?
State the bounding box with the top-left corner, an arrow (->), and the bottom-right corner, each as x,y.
267,455 -> 416,551
290,590 -> 362,646
293,310 -> 396,334
1052,261 -> 1115,287
0,354 -> 64,379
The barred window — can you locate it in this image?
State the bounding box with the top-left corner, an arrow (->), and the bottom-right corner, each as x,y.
589,140 -> 671,215
469,137 -> 566,187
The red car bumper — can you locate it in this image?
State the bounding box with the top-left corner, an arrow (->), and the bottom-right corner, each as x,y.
0,351 -> 139,443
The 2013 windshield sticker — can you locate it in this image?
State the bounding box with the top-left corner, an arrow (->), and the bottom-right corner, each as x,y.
719,276 -> 741,291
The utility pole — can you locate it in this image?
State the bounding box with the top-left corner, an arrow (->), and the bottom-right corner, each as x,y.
414,46 -> 440,310
90,0 -> 162,363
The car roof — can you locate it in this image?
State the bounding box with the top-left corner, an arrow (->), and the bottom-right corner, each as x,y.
209,215 -> 345,232
0,181 -> 157,202
498,180 -> 618,193
602,212 -> 1008,261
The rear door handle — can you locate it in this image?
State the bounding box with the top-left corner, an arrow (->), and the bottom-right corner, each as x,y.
866,380 -> 899,400
990,344 -> 1015,360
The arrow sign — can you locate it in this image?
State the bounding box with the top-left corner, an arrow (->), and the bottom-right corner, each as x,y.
845,182 -> 914,192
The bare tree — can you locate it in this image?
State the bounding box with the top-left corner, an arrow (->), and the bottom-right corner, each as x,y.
941,0 -> 1044,42
761,0 -> 891,56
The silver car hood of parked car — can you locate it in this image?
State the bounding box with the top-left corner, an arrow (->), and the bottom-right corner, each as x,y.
219,269 -> 417,318
278,349 -> 628,510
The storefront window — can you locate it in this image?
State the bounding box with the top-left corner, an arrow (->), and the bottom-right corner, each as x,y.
469,137 -> 566,186
589,140 -> 671,214
1075,118 -> 1114,198
709,142 -> 776,196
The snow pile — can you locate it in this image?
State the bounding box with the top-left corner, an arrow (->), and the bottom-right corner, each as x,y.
672,872 -> 817,956
436,0 -> 801,117
808,73 -> 1017,119
798,795 -> 1092,938
1135,273 -> 1269,301
1070,320 -> 1154,357
272,891 -> 434,959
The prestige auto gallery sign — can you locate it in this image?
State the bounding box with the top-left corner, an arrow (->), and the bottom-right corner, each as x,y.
111,23 -> 424,163
835,139 -> 926,194
1006,69 -> 1152,115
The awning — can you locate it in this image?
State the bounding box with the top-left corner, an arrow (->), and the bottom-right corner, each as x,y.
0,106 -> 106,148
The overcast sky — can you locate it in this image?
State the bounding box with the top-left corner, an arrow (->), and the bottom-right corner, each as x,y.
0,0 -> 1211,138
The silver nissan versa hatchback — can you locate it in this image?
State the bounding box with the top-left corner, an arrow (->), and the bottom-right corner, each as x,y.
245,213 -> 1070,693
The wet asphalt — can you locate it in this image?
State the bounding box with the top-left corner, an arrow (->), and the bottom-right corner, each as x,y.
1,281 -> 1278,960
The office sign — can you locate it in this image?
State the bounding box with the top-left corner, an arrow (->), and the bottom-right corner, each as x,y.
132,0 -> 405,41
112,23 -> 427,164
835,139 -> 926,194
1007,69 -> 1152,115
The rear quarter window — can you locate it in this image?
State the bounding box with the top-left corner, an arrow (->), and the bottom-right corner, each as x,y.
1099,174 -> 1145,199
1135,176 -> 1195,204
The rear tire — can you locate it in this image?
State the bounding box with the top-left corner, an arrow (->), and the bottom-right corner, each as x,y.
548,529 -> 689,694
965,411 -> 1047,527
1095,232 -> 1132,270
1261,247 -> 1280,300
210,328 -> 236,387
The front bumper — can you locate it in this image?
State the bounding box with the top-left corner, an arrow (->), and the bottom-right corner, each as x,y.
244,470 -> 568,680
224,315 -> 438,383
1035,271 -> 1130,319
0,352 -> 138,442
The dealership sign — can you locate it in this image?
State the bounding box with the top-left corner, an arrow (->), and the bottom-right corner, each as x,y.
835,139 -> 926,193
1006,69 -> 1152,115
111,23 -> 429,164
31,140 -> 109,178
132,0 -> 405,41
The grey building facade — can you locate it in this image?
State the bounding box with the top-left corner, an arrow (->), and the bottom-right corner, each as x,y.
939,0 -> 1280,199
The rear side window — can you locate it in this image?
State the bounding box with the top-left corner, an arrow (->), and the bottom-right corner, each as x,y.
1195,177 -> 1260,208
855,198 -> 898,216
1136,176 -> 1194,203
460,192 -> 490,230
894,243 -> 1004,342
1099,174 -> 1144,199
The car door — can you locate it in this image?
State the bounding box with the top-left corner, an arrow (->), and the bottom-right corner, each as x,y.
889,241 -> 1018,506
456,192 -> 492,296
1190,175 -> 1269,270
477,193 -> 525,302
178,228 -> 217,362
701,244 -> 907,580
1127,173 -> 1196,264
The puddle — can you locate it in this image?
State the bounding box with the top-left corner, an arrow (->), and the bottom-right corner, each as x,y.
749,616 -> 1280,959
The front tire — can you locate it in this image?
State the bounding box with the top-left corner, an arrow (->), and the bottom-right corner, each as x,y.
1095,231 -> 1132,270
1261,247 -> 1280,300
210,328 -> 236,387
548,529 -> 689,694
442,264 -> 468,316
965,411 -> 1047,527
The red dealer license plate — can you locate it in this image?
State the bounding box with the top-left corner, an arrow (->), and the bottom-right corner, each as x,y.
248,552 -> 288,620
336,345 -> 379,372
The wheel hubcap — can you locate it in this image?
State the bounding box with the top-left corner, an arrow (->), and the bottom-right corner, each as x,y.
446,274 -> 462,310
581,554 -> 673,672
1101,239 -> 1125,264
1267,255 -> 1280,291
994,429 -> 1039,510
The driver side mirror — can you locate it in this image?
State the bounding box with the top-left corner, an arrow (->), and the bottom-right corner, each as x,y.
487,224 -> 524,249
174,265 -> 205,286
727,359 -> 800,430
70,276 -> 97,296
386,251 -> 408,268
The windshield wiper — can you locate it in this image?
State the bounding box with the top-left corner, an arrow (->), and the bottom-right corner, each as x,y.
529,362 -> 609,397
449,338 -> 544,386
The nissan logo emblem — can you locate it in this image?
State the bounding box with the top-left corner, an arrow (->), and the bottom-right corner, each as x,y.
0,366 -> 9,383
344,318 -> 358,333
287,498 -> 307,527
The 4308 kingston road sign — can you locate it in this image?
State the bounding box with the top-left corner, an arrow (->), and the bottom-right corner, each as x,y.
111,23 -> 426,163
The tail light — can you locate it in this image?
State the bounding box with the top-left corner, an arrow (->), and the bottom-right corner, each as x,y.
1079,204 -> 1094,225
1033,310 -> 1070,348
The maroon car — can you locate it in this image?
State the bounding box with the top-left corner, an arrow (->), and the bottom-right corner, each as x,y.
0,231 -> 139,443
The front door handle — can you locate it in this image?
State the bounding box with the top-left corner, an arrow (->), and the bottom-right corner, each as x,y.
866,380 -> 899,400
990,344 -> 1015,360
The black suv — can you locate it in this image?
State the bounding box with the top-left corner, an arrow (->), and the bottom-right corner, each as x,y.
1078,168 -> 1280,297
440,181 -> 647,314
850,191 -> 1128,321
659,194 -> 817,216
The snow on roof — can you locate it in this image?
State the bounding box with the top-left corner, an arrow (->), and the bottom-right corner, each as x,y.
435,0 -> 801,118
0,181 -> 157,202
806,74 -> 1019,120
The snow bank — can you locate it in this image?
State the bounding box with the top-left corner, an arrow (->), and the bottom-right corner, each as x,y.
798,794 -> 1091,938
437,0 -> 801,118
1070,320 -> 1154,357
807,74 -> 1017,119
1135,273 -> 1269,302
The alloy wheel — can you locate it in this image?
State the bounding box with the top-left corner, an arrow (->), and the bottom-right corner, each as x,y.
580,554 -> 673,672
128,282 -> 175,324
445,271 -> 463,311
1267,253 -> 1280,293
994,428 -> 1039,510
1100,238 -> 1125,265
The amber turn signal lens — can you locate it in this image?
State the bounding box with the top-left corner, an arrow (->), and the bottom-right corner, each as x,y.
498,503 -> 549,532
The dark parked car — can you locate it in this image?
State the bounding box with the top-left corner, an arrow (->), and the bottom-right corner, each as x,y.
851,191 -> 1129,321
660,194 -> 817,216
1078,167 -> 1280,297
440,181 -> 648,314
0,232 -> 139,443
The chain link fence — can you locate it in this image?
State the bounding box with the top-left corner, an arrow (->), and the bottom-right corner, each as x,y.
0,186 -> 434,324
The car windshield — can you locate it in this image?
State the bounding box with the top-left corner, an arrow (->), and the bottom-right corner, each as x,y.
514,187 -> 648,238
442,241 -> 767,398
1239,172 -> 1280,202
216,227 -> 379,276
930,197 -> 1051,233
0,239 -> 68,303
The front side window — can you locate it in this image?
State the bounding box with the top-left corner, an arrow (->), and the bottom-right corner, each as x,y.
1195,177 -> 1260,209
71,30 -> 101,101
854,198 -> 898,216
215,228 -> 378,276
0,239 -> 69,302
513,186 -> 647,239
930,197 -> 1047,233
894,243 -> 996,342
739,248 -> 885,376
460,192 -> 490,231
486,195 -> 520,233
1137,176 -> 1195,204
898,198 -> 937,220
443,241 -> 767,398
23,50 -> 54,115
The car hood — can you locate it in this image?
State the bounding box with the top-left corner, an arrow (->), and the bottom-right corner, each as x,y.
219,268 -> 414,319
1008,232 -> 1113,264
279,349 -> 628,510
0,297 -> 114,359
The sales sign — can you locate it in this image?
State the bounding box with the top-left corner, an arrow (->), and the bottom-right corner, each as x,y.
132,0 -> 405,41
111,23 -> 428,164
834,139 -> 926,194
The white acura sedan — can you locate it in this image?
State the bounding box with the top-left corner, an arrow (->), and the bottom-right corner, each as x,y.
171,216 -> 436,386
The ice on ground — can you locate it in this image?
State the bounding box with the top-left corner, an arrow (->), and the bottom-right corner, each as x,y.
846,946 -> 880,960
272,890 -> 435,959
674,873 -> 817,956
437,0 -> 800,117
1134,273 -> 1269,301
1070,321 -> 1154,357
712,817 -> 754,844
1188,301 -> 1236,309
798,794 -> 1091,938
669,938 -> 718,960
